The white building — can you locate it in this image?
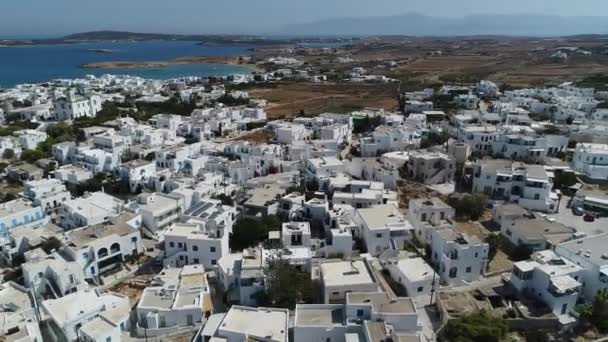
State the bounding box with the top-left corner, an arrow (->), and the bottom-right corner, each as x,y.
61,212 -> 144,278
217,248 -> 264,307
59,192 -> 124,229
454,94 -> 479,110
355,204 -> 413,256
22,250 -> 87,298
23,178 -> 71,215
282,221 -> 312,247
163,214 -> 231,270
0,281 -> 41,342
430,229 -> 488,286
275,123 -> 308,144
0,199 -> 45,241
41,289 -> 130,342
404,100 -> 433,113
509,250 -> 583,323
573,143 -> 608,181
385,257 -> 435,297
360,126 -> 421,157
54,165 -> 94,185
13,129 -> 47,150
478,80 -> 499,97
406,150 -> 455,185
472,160 -> 558,213
202,306 -> 289,342
53,90 -> 102,120
305,157 -> 345,184
136,265 -> 212,334
555,234 -> 608,302
408,197 -> 455,245
117,159 -> 157,193
137,193 -> 184,236
73,148 -> 121,174
320,260 -> 380,304
458,125 -> 498,154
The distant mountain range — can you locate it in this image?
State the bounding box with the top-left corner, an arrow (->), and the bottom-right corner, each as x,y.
281,13 -> 608,37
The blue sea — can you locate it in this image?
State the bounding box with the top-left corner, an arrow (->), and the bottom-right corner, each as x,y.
0,41 -> 255,87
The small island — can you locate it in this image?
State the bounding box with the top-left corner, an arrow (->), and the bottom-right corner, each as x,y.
80,55 -> 253,70
85,48 -> 114,53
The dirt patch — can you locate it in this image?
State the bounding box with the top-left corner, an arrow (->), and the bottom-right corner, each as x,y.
110,277 -> 150,304
230,130 -> 273,144
455,219 -> 512,274
397,180 -> 444,209
249,82 -> 399,119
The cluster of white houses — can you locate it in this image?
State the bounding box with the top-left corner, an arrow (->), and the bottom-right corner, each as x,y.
3,75 -> 608,341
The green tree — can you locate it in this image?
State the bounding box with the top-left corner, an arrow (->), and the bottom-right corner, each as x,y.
2,148 -> 15,160
353,116 -> 382,134
20,149 -> 47,163
485,234 -> 503,262
577,288 -> 608,333
441,310 -> 508,342
553,171 -> 577,189
212,194 -> 234,206
448,194 -> 487,221
230,216 -> 282,251
305,178 -> 319,192
256,250 -> 312,310
421,130 -> 450,148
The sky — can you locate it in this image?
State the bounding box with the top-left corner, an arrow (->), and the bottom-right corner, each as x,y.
2,0 -> 608,37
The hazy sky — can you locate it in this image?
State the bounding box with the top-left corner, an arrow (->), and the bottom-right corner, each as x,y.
2,0 -> 608,37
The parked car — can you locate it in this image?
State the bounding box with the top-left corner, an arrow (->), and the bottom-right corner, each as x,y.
573,206 -> 584,216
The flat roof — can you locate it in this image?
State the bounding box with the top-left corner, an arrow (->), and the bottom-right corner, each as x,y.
321,260 -> 375,287
558,233 -> 608,267
356,205 -> 407,230
219,306 -> 288,342
80,317 -> 114,340
510,218 -> 574,245
347,292 -> 415,314
65,212 -> 139,248
0,198 -> 38,217
139,265 -> 208,310
0,282 -> 32,315
244,184 -> 285,208
62,192 -> 123,219
395,258 -> 435,283
295,305 -> 344,326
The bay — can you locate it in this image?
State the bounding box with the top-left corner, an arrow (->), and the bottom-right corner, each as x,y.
0,41 -> 255,87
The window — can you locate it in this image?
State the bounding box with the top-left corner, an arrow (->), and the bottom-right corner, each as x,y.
106,337 -> 112,342
169,242 -> 175,248
210,246 -> 216,253
376,233 -> 382,238
178,242 -> 183,248
192,245 -> 198,252
466,267 -> 472,273
211,259 -> 217,265
193,258 -> 199,264
357,309 -> 364,316
131,236 -> 137,243
417,286 -> 424,292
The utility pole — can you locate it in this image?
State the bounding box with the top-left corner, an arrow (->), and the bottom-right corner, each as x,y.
429,268 -> 437,306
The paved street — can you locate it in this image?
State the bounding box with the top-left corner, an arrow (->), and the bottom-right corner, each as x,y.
547,196 -> 608,237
